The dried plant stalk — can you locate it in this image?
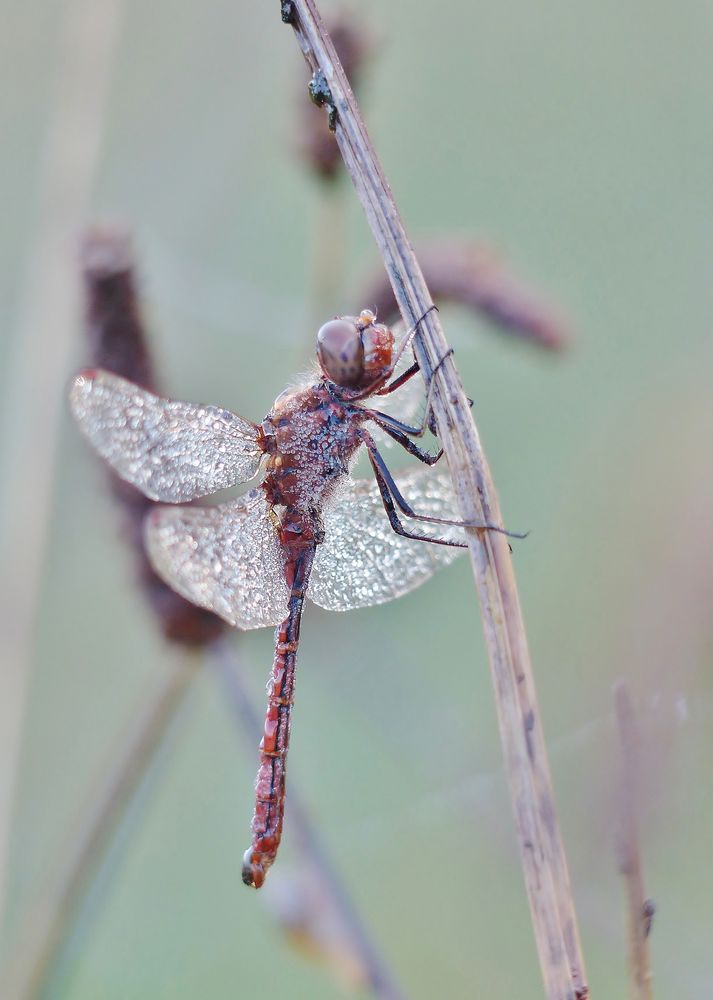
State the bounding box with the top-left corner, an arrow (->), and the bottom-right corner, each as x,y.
615,682 -> 654,1000
80,227 -> 227,645
0,0 -> 124,922
284,4 -> 588,997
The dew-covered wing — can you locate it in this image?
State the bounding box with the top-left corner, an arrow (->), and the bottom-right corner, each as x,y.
144,489 -> 288,629
70,369 -> 263,502
308,468 -> 465,612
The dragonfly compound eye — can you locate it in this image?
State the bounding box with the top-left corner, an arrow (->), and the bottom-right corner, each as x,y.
316,317 -> 365,388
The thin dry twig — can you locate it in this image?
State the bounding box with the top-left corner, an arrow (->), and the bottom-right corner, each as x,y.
614,681 -> 655,1000
284,4 -> 588,997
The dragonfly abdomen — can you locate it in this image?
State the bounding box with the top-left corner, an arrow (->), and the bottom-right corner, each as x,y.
241,545 -> 315,888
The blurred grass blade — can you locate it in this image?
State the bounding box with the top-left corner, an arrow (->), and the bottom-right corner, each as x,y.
0,0 -> 124,925
1,656 -> 196,1000
615,681 -> 655,1000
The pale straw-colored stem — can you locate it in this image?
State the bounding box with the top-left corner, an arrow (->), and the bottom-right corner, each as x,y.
285,4 -> 589,996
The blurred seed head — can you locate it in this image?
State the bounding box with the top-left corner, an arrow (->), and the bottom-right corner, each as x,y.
80,226 -> 226,646
359,238 -> 572,351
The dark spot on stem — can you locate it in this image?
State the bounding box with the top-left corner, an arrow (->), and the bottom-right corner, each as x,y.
308,69 -> 338,131
524,709 -> 536,762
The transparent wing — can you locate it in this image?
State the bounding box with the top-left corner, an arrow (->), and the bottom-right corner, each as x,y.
309,467 -> 465,612
70,369 -> 264,502
144,489 -> 289,629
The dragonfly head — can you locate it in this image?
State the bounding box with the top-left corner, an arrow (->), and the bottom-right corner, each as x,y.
316,310 -> 394,392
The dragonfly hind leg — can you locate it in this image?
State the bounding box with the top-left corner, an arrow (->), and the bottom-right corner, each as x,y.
367,456 -> 467,549
359,431 -> 465,549
361,431 -> 528,542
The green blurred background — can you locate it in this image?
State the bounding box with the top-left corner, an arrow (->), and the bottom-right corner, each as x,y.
2,0 -> 712,996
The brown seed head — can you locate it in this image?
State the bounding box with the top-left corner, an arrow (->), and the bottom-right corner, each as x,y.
80,226 -> 226,647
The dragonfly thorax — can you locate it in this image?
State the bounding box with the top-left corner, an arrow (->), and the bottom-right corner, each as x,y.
261,382 -> 365,517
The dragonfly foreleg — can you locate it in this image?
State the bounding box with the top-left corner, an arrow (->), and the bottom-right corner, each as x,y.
370,347 -> 454,440
362,431 -> 528,541
375,360 -> 421,396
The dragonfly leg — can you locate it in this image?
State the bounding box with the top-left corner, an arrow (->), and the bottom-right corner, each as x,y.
359,432 -> 465,549
362,431 -> 528,540
366,414 -> 443,465
367,453 -> 468,549
368,346 -> 454,440
375,360 -> 421,396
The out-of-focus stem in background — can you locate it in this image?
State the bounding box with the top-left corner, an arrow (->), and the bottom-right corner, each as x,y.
299,13 -> 373,331
79,228 -> 228,646
1,656 -> 198,1000
0,0 -> 124,934
615,681 -> 655,1000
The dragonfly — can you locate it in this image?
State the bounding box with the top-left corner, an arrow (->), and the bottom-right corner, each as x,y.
70,308 -> 518,888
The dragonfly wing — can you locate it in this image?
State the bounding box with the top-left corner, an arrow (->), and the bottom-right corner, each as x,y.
145,489 -> 289,629
308,467 -> 465,612
70,369 -> 264,502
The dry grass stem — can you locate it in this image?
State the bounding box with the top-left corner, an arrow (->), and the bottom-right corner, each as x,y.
285,4 -> 588,997
2,657 -> 197,1000
0,0 -> 124,921
614,682 -> 654,1000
